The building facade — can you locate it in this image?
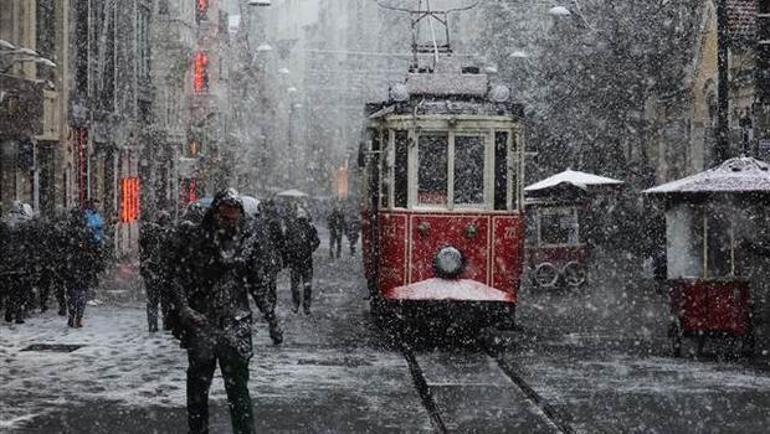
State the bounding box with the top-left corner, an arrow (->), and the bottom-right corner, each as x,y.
647,0 -> 760,184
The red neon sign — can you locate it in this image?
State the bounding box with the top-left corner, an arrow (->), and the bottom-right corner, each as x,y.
120,177 -> 140,223
196,0 -> 209,21
193,52 -> 209,93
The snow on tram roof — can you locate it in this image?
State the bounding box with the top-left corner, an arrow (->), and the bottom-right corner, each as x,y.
644,157 -> 770,195
405,71 -> 489,97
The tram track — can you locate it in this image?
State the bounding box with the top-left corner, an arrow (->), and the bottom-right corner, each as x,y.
485,346 -> 575,434
398,334 -> 575,434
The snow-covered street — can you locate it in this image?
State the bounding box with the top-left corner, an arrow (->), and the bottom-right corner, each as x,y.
5,252 -> 770,433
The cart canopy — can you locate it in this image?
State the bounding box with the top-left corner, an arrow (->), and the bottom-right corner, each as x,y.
644,157 -> 770,196
525,169 -> 624,193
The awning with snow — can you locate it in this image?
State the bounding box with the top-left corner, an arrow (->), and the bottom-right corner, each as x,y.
525,169 -> 624,193
644,157 -> 770,196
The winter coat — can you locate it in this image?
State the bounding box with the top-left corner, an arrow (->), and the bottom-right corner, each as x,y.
327,208 -> 345,234
139,221 -> 171,283
246,214 -> 283,279
284,217 -> 320,268
0,221 -> 11,296
171,191 -> 258,359
60,210 -> 99,290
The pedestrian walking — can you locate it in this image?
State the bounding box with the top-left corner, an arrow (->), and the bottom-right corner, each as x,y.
3,201 -> 35,324
285,207 -> 320,314
327,204 -> 345,259
140,211 -> 172,333
345,206 -> 361,256
62,208 -> 98,328
246,201 -> 284,344
170,189 -> 258,434
0,215 -> 11,321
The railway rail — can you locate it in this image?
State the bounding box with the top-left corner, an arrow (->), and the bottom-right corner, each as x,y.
397,334 -> 575,434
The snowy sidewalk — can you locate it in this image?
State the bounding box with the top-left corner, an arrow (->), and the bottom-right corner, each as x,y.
1,255 -> 429,433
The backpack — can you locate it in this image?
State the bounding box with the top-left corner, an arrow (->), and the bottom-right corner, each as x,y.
84,209 -> 104,246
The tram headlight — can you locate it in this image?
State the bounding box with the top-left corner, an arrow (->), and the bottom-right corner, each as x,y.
434,246 -> 465,279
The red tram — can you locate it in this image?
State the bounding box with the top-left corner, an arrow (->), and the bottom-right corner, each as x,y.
358,60 -> 525,333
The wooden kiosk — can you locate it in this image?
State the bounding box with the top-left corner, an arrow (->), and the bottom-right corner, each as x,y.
645,157 -> 770,356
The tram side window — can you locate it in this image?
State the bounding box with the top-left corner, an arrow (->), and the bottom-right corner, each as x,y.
494,132 -> 509,210
394,130 -> 409,208
381,131 -> 392,208
418,134 -> 449,206
454,136 -> 485,205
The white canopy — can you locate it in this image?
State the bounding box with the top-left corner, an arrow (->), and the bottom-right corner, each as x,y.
644,157 -> 770,195
525,169 -> 624,193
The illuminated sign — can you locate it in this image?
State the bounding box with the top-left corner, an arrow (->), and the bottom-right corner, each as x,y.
193,52 -> 209,93
120,177 -> 140,223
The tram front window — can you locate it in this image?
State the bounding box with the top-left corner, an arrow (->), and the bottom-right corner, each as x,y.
418,134 -> 449,205
454,136 -> 485,205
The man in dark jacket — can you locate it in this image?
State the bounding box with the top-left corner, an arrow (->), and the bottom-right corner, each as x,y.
285,207 -> 321,314
345,206 -> 361,256
327,204 -> 345,259
247,206 -> 284,345
61,208 -> 94,328
140,211 -> 173,332
171,189 -> 257,434
3,202 -> 35,324
0,218 -> 10,319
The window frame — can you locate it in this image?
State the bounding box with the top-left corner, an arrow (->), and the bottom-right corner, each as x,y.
369,118 -> 521,213
536,206 -> 581,247
408,129 -> 492,211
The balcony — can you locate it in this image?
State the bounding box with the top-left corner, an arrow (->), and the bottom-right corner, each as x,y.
0,74 -> 44,138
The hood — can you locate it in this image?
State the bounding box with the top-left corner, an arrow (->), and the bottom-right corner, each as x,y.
201,188 -> 246,231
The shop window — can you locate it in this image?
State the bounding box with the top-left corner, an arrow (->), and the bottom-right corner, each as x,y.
706,210 -> 733,278
666,205 -> 704,279
454,135 -> 485,205
539,207 -> 579,246
417,134 -> 448,206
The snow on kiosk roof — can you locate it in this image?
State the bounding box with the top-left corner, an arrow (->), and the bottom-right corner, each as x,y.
644,157 -> 770,196
525,169 -> 624,193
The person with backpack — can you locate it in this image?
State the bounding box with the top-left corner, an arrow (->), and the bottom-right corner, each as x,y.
284,207 -> 321,314
62,208 -> 94,328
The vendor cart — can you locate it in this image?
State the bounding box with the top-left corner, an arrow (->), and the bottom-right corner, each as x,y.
645,157 -> 770,357
525,170 -> 623,289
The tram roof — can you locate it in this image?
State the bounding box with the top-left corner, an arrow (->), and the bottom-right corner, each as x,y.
367,60 -> 523,119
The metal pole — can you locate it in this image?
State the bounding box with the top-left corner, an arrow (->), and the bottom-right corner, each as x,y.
715,0 -> 730,162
